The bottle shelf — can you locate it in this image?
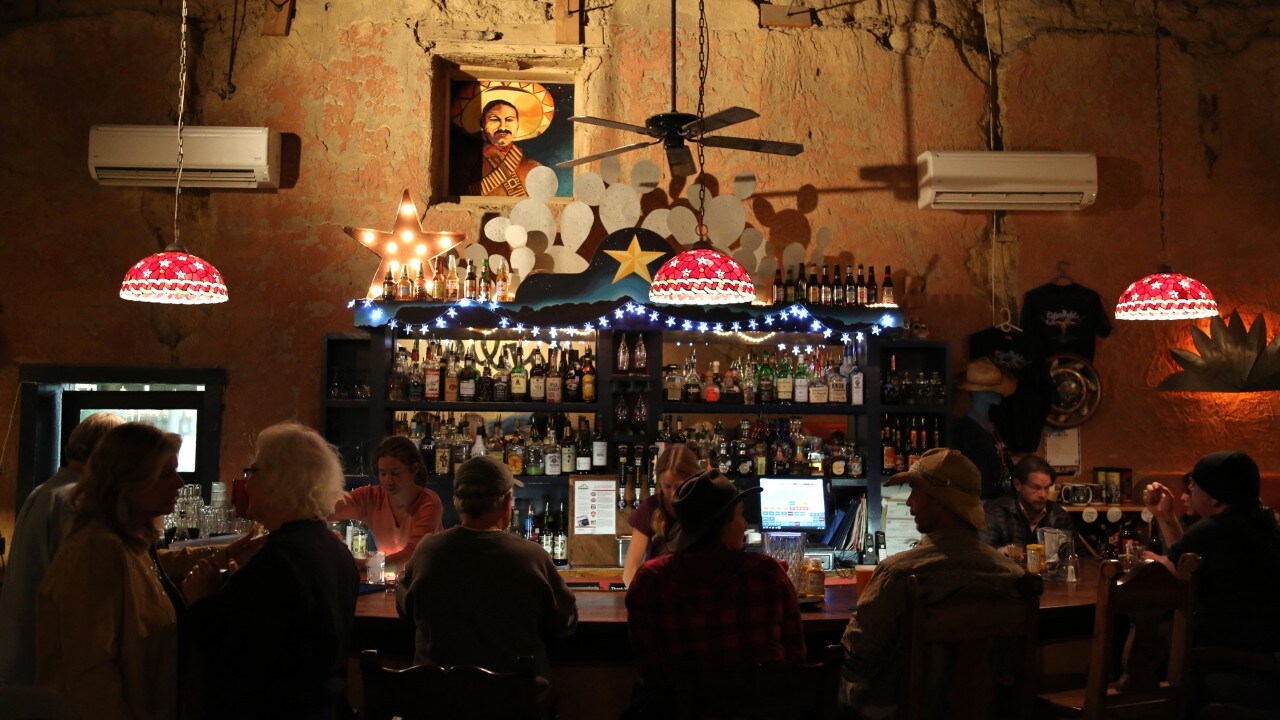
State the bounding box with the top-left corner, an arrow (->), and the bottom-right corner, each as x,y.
324,400 -> 373,409
661,402 -> 868,415
384,401 -> 600,413
424,473 -> 610,486
610,373 -> 653,380
880,404 -> 948,414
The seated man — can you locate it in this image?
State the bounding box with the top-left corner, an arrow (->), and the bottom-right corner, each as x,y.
626,470 -> 805,683
980,455 -> 1075,555
841,448 -> 1024,720
398,456 -> 577,677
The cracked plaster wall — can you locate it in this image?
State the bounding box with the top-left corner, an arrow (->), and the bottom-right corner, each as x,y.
1,0 -> 1278,539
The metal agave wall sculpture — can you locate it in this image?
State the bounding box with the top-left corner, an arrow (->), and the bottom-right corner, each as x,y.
1158,311 -> 1280,392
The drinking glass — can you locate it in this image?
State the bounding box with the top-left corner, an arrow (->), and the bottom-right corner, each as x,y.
764,531 -> 806,592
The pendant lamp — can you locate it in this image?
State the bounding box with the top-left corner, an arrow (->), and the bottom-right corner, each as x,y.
1115,0 -> 1214,321
120,0 -> 228,305
648,0 -> 754,306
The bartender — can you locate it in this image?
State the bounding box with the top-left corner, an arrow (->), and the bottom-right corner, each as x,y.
332,436 -> 443,569
622,444 -> 701,586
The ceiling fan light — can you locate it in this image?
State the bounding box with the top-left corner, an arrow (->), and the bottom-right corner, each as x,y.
120,249 -> 228,304
649,246 -> 755,305
1115,271 -> 1216,321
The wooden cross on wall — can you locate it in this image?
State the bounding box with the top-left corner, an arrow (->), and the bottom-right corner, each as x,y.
264,0 -> 296,37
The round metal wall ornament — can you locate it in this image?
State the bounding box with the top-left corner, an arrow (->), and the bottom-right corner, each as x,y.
1046,353 -> 1102,428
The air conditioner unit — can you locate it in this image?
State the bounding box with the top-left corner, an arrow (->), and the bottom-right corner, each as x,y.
917,151 -> 1097,210
88,125 -> 281,189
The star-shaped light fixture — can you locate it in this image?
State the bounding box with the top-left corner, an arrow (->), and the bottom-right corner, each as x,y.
343,189 -> 464,299
604,233 -> 667,283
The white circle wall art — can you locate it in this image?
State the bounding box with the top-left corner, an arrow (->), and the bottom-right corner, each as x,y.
666,205 -> 699,246
600,183 -> 641,234
631,160 -> 662,194
484,216 -> 511,243
733,172 -> 757,200
463,242 -> 490,266
574,172 -> 607,206
704,194 -> 747,250
600,156 -> 622,185
559,201 -> 595,252
505,224 -> 529,248
524,166 -> 560,203
782,241 -> 807,270
686,183 -> 706,213
641,208 -> 671,238
510,199 -> 556,246
510,247 -> 537,277
545,246 -> 590,273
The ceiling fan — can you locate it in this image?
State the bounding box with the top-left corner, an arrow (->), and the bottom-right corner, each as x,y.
556,0 -> 804,177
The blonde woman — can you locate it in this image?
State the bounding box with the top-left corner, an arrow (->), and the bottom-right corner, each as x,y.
622,444 -> 702,587
36,422 -> 185,720
183,422 -> 359,720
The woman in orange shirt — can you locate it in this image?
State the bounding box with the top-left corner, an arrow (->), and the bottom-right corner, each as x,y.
332,436 -> 443,569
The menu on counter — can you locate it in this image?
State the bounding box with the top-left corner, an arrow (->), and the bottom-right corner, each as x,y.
572,479 -> 616,535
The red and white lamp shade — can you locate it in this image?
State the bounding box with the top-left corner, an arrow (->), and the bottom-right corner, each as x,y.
648,244 -> 756,305
1115,271 -> 1216,321
120,246 -> 228,304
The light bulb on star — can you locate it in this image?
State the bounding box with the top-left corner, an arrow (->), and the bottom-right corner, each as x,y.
342,188 -> 465,300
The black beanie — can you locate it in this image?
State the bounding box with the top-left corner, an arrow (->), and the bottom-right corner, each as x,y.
1191,451 -> 1260,508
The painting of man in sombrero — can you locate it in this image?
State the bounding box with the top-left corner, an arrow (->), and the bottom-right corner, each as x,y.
448,79 -> 576,198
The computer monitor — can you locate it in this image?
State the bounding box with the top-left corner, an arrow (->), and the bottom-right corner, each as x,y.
758,477 -> 828,533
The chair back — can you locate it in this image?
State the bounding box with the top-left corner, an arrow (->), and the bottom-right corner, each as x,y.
1081,554 -> 1201,720
360,649 -> 541,720
658,644 -> 844,720
0,685 -> 81,720
901,572 -> 1044,720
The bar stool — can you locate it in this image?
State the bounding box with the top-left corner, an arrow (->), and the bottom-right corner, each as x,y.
360,649 -> 556,720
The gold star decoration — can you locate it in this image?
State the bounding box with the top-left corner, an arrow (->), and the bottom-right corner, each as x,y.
604,234 -> 667,284
342,189 -> 464,299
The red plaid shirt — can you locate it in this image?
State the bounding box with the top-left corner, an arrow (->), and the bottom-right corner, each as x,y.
625,544 -> 806,681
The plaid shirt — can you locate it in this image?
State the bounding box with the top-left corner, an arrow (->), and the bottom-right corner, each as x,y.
979,495 -> 1075,549
626,544 -> 806,681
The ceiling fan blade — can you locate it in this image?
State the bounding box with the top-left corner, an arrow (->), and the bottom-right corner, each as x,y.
697,135 -> 804,156
681,107 -> 759,137
568,116 -> 655,135
667,145 -> 697,177
556,139 -> 663,169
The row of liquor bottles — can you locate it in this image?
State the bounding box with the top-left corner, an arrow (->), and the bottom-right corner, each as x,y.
398,412 -> 609,478
661,346 -> 866,406
771,262 -> 896,307
879,415 -> 947,476
509,496 -> 570,564
380,253 -> 520,303
387,339 -> 600,404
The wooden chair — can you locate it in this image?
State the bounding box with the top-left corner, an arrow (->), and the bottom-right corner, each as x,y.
1039,554 -> 1202,719
652,644 -> 845,720
360,649 -> 554,720
900,572 -> 1044,720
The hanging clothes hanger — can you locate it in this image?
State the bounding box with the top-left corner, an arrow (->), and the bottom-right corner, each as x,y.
1052,260 -> 1075,286
996,307 -> 1022,333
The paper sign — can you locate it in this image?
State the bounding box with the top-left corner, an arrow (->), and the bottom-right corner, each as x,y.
1045,428 -> 1081,474
881,484 -> 921,558
572,479 -> 616,535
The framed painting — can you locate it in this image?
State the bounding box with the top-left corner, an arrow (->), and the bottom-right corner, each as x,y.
438,65 -> 580,203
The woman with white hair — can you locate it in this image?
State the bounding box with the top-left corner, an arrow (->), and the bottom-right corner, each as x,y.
182,422 -> 359,720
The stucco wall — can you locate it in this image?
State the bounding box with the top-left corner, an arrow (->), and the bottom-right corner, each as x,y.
1,0 -> 1278,539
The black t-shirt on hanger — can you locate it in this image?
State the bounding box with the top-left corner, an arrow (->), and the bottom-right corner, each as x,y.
968,327 -> 1052,454
1020,282 -> 1113,361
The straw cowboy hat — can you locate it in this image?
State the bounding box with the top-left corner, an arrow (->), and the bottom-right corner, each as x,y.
450,80 -> 556,141
885,448 -> 987,530
956,357 -> 1017,397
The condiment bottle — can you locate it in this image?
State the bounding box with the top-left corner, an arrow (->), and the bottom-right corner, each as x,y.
803,558 -> 826,597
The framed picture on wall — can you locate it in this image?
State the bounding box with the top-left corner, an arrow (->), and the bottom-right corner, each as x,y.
437,65 -> 580,203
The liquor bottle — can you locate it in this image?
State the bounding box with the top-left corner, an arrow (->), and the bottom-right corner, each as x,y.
543,430 -> 561,476
682,353 -> 702,403
545,348 -> 564,404
477,259 -> 494,302
703,362 -> 721,403
407,352 -> 424,401
866,265 -> 878,305
632,334 -> 648,372
476,360 -> 494,401
907,418 -> 925,469
881,354 -> 901,405
752,414 -> 770,476
721,357 -> 741,403
488,421 -> 506,464
850,353 -> 865,406
757,356 -> 775,404
795,263 -> 808,305
463,260 -> 478,301
882,265 -> 895,306
806,265 -> 821,304
855,264 -> 867,306
576,417 -> 593,473
581,349 -> 597,402
524,499 -> 536,539
783,267 -> 797,303
471,423 -> 488,460
493,260 -> 509,303
444,256 -> 461,301
529,345 -> 547,402
732,419 -> 753,477
591,412 -> 606,468
793,355 -> 810,404
739,355 -> 757,405
414,262 -> 430,300
808,355 -> 829,404
616,334 -> 631,373
770,419 -> 791,476
831,265 -> 846,306
776,354 -> 794,405
443,351 -> 460,402
419,420 -> 437,474
506,430 -> 525,475
458,346 -> 478,402
396,265 -> 413,301
820,264 -> 833,305
564,350 -> 583,403
663,364 -> 683,402
617,444 -> 630,510
561,424 -> 576,475
881,419 -> 897,476
493,350 -> 511,402
510,347 -> 529,401
431,257 -> 445,300
772,268 -> 784,306
379,269 -> 395,301
830,349 -> 849,404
